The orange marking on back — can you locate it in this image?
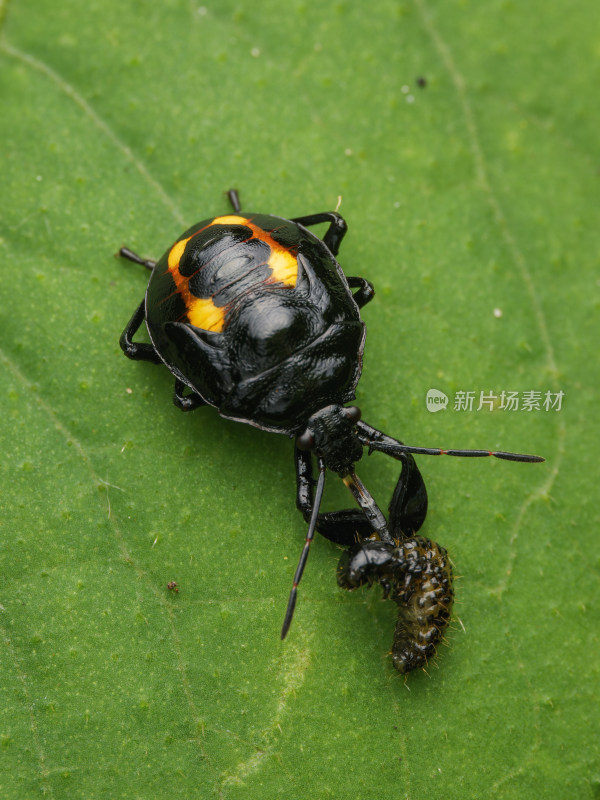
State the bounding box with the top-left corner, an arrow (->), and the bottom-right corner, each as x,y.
166,214 -> 298,332
211,215 -> 298,287
212,215 -> 249,226
167,232 -> 226,332
267,247 -> 297,285
187,297 -> 226,331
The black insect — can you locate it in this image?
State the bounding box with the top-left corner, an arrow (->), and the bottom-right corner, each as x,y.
118,189 -> 543,673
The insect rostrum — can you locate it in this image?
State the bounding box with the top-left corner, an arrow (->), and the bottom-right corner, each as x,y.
118,189 -> 543,674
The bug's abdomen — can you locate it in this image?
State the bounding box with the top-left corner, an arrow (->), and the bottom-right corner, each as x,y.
153,215 -> 301,334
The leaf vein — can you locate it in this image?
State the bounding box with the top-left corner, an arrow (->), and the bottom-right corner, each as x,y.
413,2 -> 566,787
0,346 -> 215,772
0,39 -> 185,226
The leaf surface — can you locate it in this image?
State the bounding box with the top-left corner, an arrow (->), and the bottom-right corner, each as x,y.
1,0 -> 598,797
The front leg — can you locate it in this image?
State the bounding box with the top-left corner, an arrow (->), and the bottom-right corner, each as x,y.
357,421 -> 428,537
295,447 -> 372,545
388,452 -> 428,537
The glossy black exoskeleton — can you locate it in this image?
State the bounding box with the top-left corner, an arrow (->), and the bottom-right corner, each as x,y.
118,189 -> 543,673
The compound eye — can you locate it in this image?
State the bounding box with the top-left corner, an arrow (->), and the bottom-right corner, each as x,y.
344,406 -> 362,423
296,430 -> 315,451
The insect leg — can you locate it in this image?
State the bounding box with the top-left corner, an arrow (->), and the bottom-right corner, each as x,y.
227,188 -> 242,213
388,452 -> 428,538
347,276 -> 375,308
291,212 -> 348,256
295,447 -> 372,546
173,379 -> 207,412
119,301 -> 162,364
118,247 -> 156,270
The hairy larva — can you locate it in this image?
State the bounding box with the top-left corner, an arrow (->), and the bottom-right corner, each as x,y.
337,536 -> 454,673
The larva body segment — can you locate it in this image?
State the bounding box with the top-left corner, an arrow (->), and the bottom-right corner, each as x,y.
389,537 -> 453,673
337,536 -> 454,673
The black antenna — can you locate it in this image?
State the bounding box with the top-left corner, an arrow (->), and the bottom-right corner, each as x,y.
356,421 -> 544,463
281,458 -> 326,639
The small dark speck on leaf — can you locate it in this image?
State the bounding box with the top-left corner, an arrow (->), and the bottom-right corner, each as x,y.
416,76 -> 427,88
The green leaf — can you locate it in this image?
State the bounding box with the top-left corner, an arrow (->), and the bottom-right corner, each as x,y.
1,0 -> 597,797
